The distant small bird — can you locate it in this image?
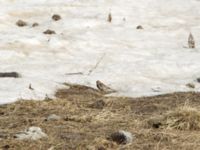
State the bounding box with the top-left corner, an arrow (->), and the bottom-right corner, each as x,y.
188,33 -> 195,48
96,80 -> 116,94
107,13 -> 112,23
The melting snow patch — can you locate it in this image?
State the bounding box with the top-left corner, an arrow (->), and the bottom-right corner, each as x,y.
15,127 -> 47,140
46,114 -> 61,121
1,0 -> 200,104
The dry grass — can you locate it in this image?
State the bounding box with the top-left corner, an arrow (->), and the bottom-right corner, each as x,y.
164,105 -> 200,130
1,84 -> 200,149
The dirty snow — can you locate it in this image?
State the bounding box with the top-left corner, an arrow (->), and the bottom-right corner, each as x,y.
0,0 -> 200,104
15,126 -> 47,140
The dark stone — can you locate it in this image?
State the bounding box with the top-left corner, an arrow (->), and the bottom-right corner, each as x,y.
197,78 -> 200,83
32,23 -> 39,27
136,25 -> 143,29
0,72 -> 20,78
109,131 -> 129,145
16,20 -> 27,27
43,29 -> 56,34
52,14 -> 61,21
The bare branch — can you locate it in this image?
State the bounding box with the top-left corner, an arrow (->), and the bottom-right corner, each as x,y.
65,72 -> 83,76
88,53 -> 106,75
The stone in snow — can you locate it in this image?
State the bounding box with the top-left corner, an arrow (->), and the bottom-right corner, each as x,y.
109,130 -> 134,145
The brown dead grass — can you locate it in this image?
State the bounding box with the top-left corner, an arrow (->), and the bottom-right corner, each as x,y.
1,84 -> 200,150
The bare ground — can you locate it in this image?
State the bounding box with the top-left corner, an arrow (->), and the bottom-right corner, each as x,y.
1,84 -> 200,150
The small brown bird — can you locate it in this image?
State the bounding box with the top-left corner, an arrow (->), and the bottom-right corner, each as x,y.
188,33 -> 195,48
96,80 -> 116,94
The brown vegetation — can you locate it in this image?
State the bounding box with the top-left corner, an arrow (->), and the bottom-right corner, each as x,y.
1,84 -> 200,149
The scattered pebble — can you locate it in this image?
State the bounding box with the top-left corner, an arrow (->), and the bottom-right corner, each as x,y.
0,72 -> 20,78
136,25 -> 143,29
46,114 -> 61,121
108,130 -> 133,145
43,29 -> 56,34
52,14 -> 61,21
186,83 -> 195,89
89,99 -> 106,109
16,20 -> 27,27
32,22 -> 39,27
14,126 -> 47,140
197,78 -> 200,83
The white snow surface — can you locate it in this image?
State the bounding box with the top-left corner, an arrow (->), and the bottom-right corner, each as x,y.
0,0 -> 200,104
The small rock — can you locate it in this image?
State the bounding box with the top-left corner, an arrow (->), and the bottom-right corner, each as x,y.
136,25 -> 143,29
46,114 -> 61,121
90,99 -> 105,109
197,78 -> 200,83
0,72 -> 20,78
32,22 -> 39,27
52,14 -> 61,21
108,130 -> 133,145
14,126 -> 47,140
43,29 -> 56,34
186,83 -> 195,89
16,20 -> 27,27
